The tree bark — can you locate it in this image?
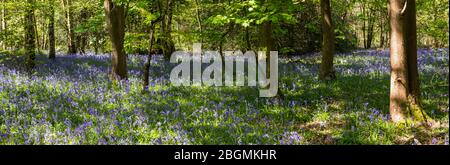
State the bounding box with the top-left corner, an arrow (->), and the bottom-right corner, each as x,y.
104,0 -> 127,80
48,0 -> 56,59
25,0 -> 36,73
389,0 -> 408,122
379,12 -> 385,48
319,0 -> 336,80
366,8 -> 374,49
260,20 -> 274,75
361,4 -> 367,48
245,27 -> 251,51
62,0 -> 76,54
143,1 -> 164,92
78,8 -> 89,54
34,12 -> 39,53
195,0 -> 202,39
389,0 -> 429,123
260,21 -> 275,53
404,0 -> 428,122
143,24 -> 156,92
94,32 -> 99,54
1,0 -> 6,50
161,0 -> 175,59
243,3 -> 251,51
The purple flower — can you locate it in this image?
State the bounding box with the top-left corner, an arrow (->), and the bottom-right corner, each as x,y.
431,138 -> 438,145
88,108 -> 97,116
280,131 -> 302,145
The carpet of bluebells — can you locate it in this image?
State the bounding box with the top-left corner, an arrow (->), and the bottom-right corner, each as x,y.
0,48 -> 448,145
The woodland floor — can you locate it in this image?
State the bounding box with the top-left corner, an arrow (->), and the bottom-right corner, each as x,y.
0,48 -> 448,145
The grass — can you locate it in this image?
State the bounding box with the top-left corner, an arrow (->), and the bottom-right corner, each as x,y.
0,49 -> 448,145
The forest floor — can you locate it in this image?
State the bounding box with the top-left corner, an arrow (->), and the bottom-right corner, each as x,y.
0,49 -> 448,145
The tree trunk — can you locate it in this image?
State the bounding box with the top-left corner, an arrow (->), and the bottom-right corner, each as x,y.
1,0 -> 6,50
389,0 -> 408,122
379,11 -> 385,48
260,20 -> 274,75
245,27 -> 251,51
33,12 -> 40,54
143,24 -> 155,92
389,0 -> 429,123
366,8 -> 374,49
25,0 -> 36,73
78,9 -> 88,54
195,0 -> 203,42
104,0 -> 127,80
361,4 -> 367,48
48,0 -> 56,59
62,0 -> 76,54
261,21 -> 275,53
161,0 -> 175,59
243,3 -> 251,51
319,0 -> 336,80
94,32 -> 99,54
404,0 -> 428,122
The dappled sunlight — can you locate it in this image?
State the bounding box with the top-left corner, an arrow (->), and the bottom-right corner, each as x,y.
1,48 -> 447,145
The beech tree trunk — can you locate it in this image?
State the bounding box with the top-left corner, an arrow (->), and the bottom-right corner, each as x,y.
1,0 -> 6,50
361,4 -> 366,48
366,8 -> 374,49
379,13 -> 385,48
48,0 -> 56,59
319,0 -> 336,80
34,13 -> 39,53
104,0 -> 127,80
25,0 -> 36,73
389,0 -> 429,123
261,21 -> 275,54
62,0 -> 76,54
260,20 -> 274,75
161,0 -> 175,59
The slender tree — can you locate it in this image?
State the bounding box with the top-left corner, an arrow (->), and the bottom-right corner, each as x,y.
260,21 -> 275,55
1,0 -> 6,50
143,22 -> 156,92
389,0 -> 430,123
48,0 -> 56,59
161,0 -> 175,59
25,0 -> 36,73
143,2 -> 163,92
319,0 -> 336,80
257,0 -> 275,76
104,0 -> 127,80
62,0 -> 76,54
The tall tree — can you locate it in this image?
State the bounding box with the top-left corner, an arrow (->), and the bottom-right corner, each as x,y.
253,0 -> 277,81
389,0 -> 429,123
25,0 -> 36,73
1,0 -> 7,50
143,2 -> 163,92
62,0 -> 76,54
260,21 -> 275,56
143,22 -> 157,92
160,0 -> 175,59
104,0 -> 127,80
319,0 -> 336,80
48,0 -> 56,59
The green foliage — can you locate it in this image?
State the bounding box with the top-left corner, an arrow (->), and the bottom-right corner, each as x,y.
417,0 -> 449,47
124,32 -> 148,54
1,0 -> 446,55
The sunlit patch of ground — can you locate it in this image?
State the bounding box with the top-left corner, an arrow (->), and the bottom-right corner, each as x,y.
0,49 -> 448,145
